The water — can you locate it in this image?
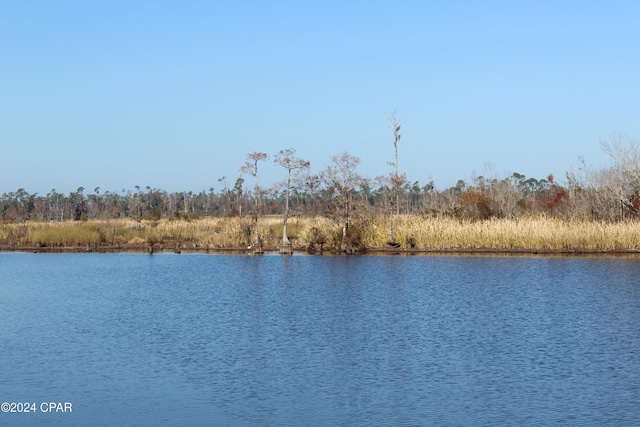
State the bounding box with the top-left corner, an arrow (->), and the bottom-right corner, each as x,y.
1,252 -> 639,426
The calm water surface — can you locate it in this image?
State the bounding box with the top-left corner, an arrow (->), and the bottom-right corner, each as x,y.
1,252 -> 639,426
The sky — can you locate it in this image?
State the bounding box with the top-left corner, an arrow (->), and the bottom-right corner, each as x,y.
1,0 -> 639,195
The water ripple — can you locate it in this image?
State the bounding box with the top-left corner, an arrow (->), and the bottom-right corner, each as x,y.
1,253 -> 639,426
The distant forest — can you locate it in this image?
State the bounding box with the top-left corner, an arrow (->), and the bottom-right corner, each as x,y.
2,133 -> 639,224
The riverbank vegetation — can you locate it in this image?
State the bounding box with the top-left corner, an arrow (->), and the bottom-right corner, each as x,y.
1,215 -> 639,253
2,128 -> 640,253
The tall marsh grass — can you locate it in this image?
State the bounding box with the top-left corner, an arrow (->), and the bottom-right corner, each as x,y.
1,215 -> 639,252
359,215 -> 640,251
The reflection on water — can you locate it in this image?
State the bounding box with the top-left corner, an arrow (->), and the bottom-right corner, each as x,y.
1,253 -> 639,426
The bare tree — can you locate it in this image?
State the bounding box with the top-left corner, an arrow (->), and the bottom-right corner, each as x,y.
580,134 -> 640,220
390,110 -> 402,215
384,110 -> 407,244
240,152 -> 268,253
320,152 -> 363,252
601,134 -> 640,205
274,148 -> 310,254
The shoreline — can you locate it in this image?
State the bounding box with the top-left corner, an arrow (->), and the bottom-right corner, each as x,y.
3,216 -> 640,256
2,243 -> 639,257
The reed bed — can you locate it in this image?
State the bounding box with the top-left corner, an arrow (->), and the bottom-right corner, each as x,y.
1,215 -> 639,252
300,215 -> 640,252
374,215 -> 640,252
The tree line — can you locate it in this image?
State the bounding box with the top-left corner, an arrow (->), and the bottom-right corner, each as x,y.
2,126 -> 639,230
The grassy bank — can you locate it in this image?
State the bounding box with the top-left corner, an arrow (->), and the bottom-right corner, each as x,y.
1,215 -> 639,253
358,215 -> 640,252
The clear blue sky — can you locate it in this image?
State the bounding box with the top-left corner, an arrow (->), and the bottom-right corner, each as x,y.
2,0 -> 639,195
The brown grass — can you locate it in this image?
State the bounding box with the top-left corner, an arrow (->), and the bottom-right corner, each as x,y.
383,215 -> 640,251
1,215 -> 639,252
